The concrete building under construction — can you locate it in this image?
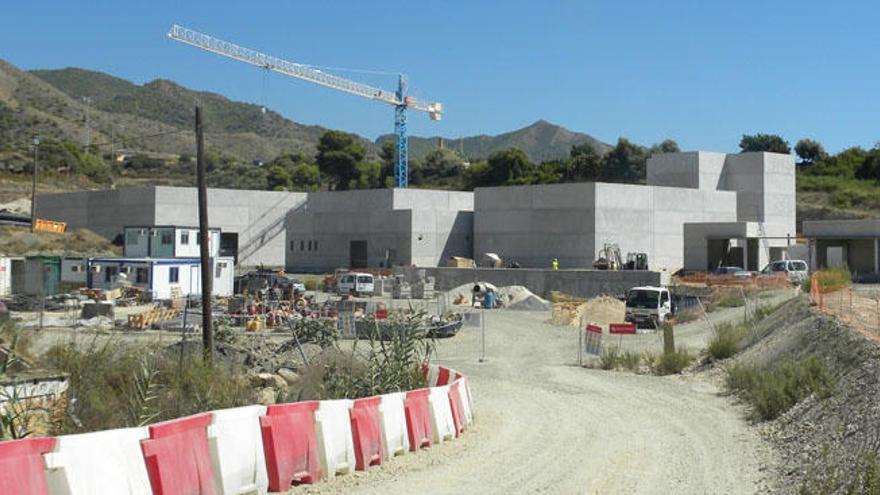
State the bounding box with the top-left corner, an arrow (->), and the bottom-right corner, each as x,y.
34,151 -> 795,274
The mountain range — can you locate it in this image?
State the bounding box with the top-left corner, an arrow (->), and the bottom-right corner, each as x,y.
0,59 -> 610,164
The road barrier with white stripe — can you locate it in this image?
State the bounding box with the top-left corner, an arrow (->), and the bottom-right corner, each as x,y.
0,364 -> 473,495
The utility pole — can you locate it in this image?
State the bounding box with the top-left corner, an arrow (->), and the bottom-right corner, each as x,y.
30,135 -> 40,232
195,106 -> 213,362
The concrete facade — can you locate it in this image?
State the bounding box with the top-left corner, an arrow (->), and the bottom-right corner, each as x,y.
286,189 -> 473,272
475,151 -> 795,273
475,182 -> 738,272
803,220 -> 880,278
36,186 -> 306,267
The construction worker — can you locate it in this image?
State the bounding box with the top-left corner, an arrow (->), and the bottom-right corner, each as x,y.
552,258 -> 559,270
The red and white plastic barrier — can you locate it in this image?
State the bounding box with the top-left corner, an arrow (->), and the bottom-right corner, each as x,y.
428,385 -> 456,444
208,405 -> 268,495
315,399 -> 356,480
0,364 -> 472,494
44,427 -> 152,495
378,391 -> 410,458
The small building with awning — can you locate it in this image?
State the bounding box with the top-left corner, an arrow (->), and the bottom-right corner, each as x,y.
802,219 -> 880,279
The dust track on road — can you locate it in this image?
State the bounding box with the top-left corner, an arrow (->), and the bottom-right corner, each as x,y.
296,300 -> 788,494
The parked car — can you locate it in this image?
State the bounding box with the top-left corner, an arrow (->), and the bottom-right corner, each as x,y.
337,272 -> 375,296
289,278 -> 306,292
760,259 -> 809,283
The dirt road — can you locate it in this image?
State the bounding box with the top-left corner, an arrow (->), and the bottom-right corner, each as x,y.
298,298 -> 790,494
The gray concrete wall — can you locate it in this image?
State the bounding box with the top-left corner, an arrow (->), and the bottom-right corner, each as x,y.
35,187 -> 157,242
804,220 -> 880,238
286,189 -> 474,272
475,183 -> 596,269
395,266 -> 663,300
152,187 -> 306,268
647,151 -> 727,190
475,182 -> 737,273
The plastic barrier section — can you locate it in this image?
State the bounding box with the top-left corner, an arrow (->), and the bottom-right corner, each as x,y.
349,397 -> 383,471
0,437 -> 55,495
428,385 -> 456,443
44,427 -> 151,495
378,392 -> 410,458
405,389 -> 433,451
315,399 -> 355,480
435,366 -> 451,386
459,376 -> 474,425
260,401 -> 321,491
448,381 -> 466,437
140,412 -> 217,495
208,405 -> 268,495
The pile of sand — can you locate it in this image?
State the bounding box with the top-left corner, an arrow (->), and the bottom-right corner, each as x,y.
550,295 -> 625,327
495,285 -> 552,311
575,295 -> 625,326
446,282 -> 551,311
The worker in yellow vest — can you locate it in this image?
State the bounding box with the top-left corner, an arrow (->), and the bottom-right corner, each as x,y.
552,258 -> 559,270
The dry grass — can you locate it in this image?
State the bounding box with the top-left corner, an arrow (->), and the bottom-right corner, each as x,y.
0,225 -> 119,256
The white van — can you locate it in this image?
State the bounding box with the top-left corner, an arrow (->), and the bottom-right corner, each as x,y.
337,272 -> 375,296
760,259 -> 809,283
624,286 -> 673,328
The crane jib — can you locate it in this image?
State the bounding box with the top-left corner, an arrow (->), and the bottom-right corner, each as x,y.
167,24 -> 442,187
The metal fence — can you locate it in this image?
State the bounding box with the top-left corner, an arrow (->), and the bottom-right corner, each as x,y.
810,276 -> 880,343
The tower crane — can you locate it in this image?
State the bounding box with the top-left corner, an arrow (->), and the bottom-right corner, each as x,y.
167,24 -> 442,188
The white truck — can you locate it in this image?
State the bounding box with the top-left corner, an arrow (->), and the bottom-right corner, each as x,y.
624,286 -> 674,329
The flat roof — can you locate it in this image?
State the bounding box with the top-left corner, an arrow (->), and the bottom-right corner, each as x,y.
802,219 -> 880,239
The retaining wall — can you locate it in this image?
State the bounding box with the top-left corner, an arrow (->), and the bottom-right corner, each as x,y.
395,266 -> 667,299
0,364 -> 471,495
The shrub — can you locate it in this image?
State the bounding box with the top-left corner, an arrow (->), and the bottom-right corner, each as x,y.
599,347 -> 620,370
619,350 -> 642,372
707,323 -> 749,360
303,277 -> 321,291
651,348 -> 694,375
726,356 -> 834,421
814,267 -> 852,292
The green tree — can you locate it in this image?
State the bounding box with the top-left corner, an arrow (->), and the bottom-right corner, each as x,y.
794,138 -> 827,164
316,131 -> 366,190
462,160 -> 491,190
379,140 -> 397,186
422,148 -> 465,180
855,149 -> 880,180
290,163 -> 321,191
351,161 -> 384,189
266,165 -> 293,191
566,143 -> 602,181
803,147 -> 867,178
739,134 -> 791,154
602,138 -> 647,183
487,148 -> 533,185
649,139 -> 681,155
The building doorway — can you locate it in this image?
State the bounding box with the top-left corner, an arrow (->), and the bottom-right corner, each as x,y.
350,240 -> 368,269
220,233 -> 238,263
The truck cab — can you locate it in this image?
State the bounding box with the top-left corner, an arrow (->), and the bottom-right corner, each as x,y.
624,286 -> 673,329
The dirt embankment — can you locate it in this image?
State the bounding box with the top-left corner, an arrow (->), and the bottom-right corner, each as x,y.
729,297 -> 880,493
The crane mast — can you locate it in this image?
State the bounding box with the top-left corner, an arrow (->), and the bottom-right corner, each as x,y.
167,24 -> 442,188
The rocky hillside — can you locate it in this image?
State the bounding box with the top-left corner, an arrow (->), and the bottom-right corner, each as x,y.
378,119 -> 611,163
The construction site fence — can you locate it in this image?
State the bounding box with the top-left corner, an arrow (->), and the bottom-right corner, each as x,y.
809,273 -> 880,342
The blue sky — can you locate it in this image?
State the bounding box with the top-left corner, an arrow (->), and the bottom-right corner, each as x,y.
2,1 -> 877,153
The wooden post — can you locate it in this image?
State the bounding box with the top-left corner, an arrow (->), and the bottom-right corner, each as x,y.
196,106 -> 213,362
663,323 -> 675,355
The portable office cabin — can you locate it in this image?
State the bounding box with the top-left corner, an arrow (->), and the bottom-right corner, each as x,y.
123,226 -> 221,259
0,256 -> 24,297
22,256 -> 61,296
87,257 -> 234,299
60,257 -> 87,288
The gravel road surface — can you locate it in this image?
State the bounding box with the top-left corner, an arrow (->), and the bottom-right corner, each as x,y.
295,293 -> 797,494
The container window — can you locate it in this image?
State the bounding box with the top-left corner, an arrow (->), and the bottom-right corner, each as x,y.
169,267 -> 179,283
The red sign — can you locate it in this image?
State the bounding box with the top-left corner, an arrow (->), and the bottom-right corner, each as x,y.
586,324 -> 603,334
609,323 -> 637,335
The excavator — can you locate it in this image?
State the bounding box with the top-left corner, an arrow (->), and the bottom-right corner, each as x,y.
593,243 -> 649,270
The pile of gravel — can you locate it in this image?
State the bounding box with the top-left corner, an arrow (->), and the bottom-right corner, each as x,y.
735,298 -> 880,493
